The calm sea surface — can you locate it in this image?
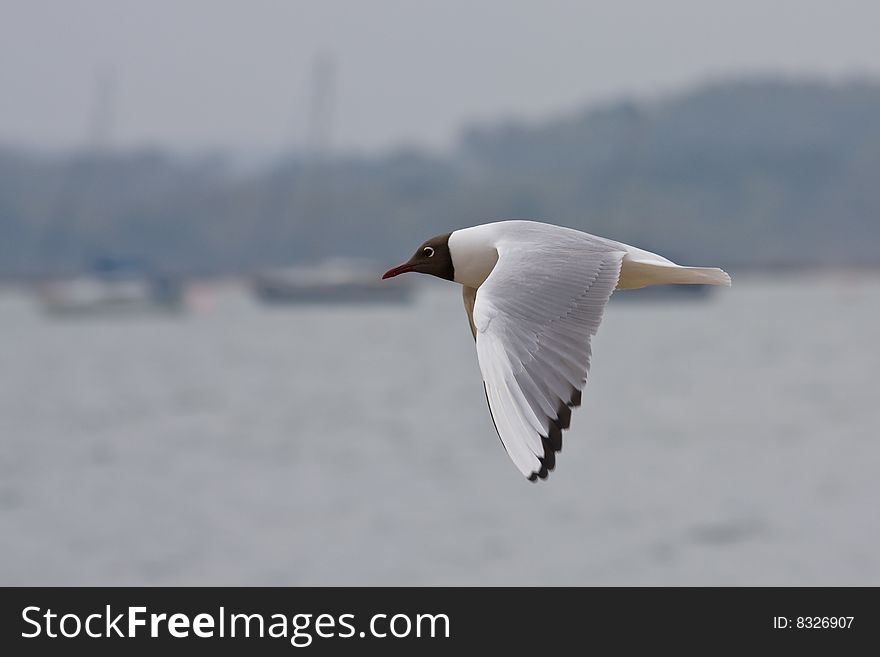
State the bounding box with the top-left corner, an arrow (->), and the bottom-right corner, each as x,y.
1,275 -> 878,585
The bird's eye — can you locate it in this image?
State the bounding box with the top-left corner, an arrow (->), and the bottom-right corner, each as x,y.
423,247 -> 435,257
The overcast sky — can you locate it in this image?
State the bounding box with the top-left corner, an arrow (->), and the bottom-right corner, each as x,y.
3,0 -> 880,155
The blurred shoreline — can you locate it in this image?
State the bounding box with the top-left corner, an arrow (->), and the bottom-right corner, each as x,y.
3,78 -> 880,281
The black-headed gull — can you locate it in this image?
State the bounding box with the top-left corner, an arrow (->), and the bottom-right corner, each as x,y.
382,220 -> 730,481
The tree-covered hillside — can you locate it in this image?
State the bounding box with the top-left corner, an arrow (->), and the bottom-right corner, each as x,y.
2,78 -> 879,277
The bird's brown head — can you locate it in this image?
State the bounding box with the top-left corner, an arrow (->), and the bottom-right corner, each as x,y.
382,233 -> 454,281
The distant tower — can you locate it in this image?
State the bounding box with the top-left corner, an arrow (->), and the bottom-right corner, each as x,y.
305,54 -> 336,162
86,67 -> 117,154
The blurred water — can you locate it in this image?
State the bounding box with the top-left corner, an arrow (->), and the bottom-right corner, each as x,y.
1,275 -> 878,585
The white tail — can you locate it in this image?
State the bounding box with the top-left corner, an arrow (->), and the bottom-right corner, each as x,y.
617,259 -> 732,289
661,265 -> 732,286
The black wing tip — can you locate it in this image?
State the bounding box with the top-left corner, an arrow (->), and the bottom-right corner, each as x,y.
529,388 -> 586,482
555,387 -> 582,431
551,389 -> 582,442
528,462 -> 550,482
540,436 -> 557,471
556,405 -> 572,431
527,434 -> 559,482
496,383 -> 587,484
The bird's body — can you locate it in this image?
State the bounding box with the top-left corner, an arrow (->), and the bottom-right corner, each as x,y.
383,220 -> 730,481
448,220 -> 729,290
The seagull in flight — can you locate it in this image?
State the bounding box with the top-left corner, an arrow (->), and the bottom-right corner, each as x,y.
382,220 -> 730,481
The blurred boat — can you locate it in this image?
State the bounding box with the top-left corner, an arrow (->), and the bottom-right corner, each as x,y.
36,257 -> 185,316
251,259 -> 413,305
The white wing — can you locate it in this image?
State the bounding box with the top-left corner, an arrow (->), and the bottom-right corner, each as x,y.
472,238 -> 625,480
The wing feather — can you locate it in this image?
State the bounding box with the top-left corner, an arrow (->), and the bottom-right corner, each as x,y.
472,239 -> 624,480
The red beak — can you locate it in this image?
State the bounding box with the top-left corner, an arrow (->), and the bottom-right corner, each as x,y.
381,263 -> 414,279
